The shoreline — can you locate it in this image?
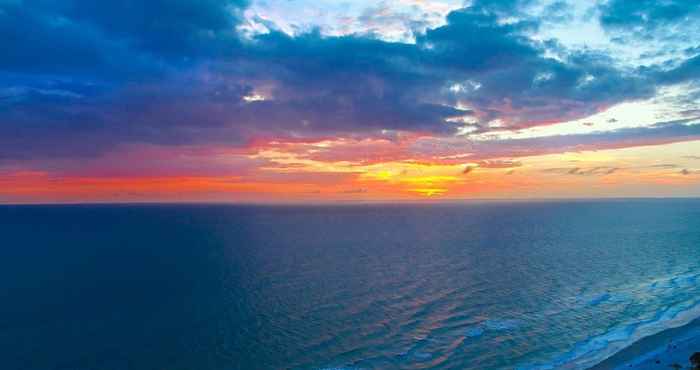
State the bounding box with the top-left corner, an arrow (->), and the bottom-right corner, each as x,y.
589,317 -> 700,369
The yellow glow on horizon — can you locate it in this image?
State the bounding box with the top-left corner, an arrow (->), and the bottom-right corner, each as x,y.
411,188 -> 448,197
6,139 -> 697,203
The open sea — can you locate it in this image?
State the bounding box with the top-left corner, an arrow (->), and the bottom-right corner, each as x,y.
1,199 -> 700,370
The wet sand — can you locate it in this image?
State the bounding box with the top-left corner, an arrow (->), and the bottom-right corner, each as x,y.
590,317 -> 700,369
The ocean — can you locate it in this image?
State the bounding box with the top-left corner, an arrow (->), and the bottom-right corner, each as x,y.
1,199 -> 699,370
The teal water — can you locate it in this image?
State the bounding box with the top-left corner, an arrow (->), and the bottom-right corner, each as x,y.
1,200 -> 699,369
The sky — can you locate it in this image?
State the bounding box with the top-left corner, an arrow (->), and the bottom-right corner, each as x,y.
1,0 -> 700,203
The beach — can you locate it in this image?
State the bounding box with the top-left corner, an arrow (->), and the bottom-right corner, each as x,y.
591,317 -> 700,369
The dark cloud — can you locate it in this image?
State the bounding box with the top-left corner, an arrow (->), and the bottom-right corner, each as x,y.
422,13 -> 653,128
656,54 -> 700,85
0,0 -> 247,71
0,3 -> 139,77
599,0 -> 700,37
598,1 -> 700,87
64,0 -> 248,56
0,1 -> 249,83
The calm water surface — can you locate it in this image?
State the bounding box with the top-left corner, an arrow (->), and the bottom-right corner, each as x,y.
1,200 -> 700,369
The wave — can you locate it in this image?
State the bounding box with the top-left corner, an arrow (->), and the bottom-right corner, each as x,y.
463,318 -> 522,339
518,295 -> 700,370
587,293 -> 611,306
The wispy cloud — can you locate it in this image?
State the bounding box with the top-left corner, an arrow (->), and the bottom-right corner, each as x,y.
542,167 -> 619,176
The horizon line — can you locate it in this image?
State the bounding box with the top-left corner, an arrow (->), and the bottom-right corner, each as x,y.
2,196 -> 700,207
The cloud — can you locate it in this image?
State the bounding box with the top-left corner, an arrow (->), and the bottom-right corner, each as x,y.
599,0 -> 700,38
657,54 -> 700,85
0,0 -> 248,73
475,160 -> 522,169
540,1 -> 573,24
0,0 -> 698,170
339,188 -> 368,194
680,168 -> 700,175
410,119 -> 700,161
243,119 -> 700,170
648,164 -> 679,169
541,166 -> 619,176
66,0 -> 248,56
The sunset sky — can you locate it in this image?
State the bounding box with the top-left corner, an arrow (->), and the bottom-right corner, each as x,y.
2,0 -> 699,203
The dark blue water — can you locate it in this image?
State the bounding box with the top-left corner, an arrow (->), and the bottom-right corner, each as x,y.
1,200 -> 700,370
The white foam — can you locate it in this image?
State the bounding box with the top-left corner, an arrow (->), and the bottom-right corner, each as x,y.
519,298 -> 700,370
